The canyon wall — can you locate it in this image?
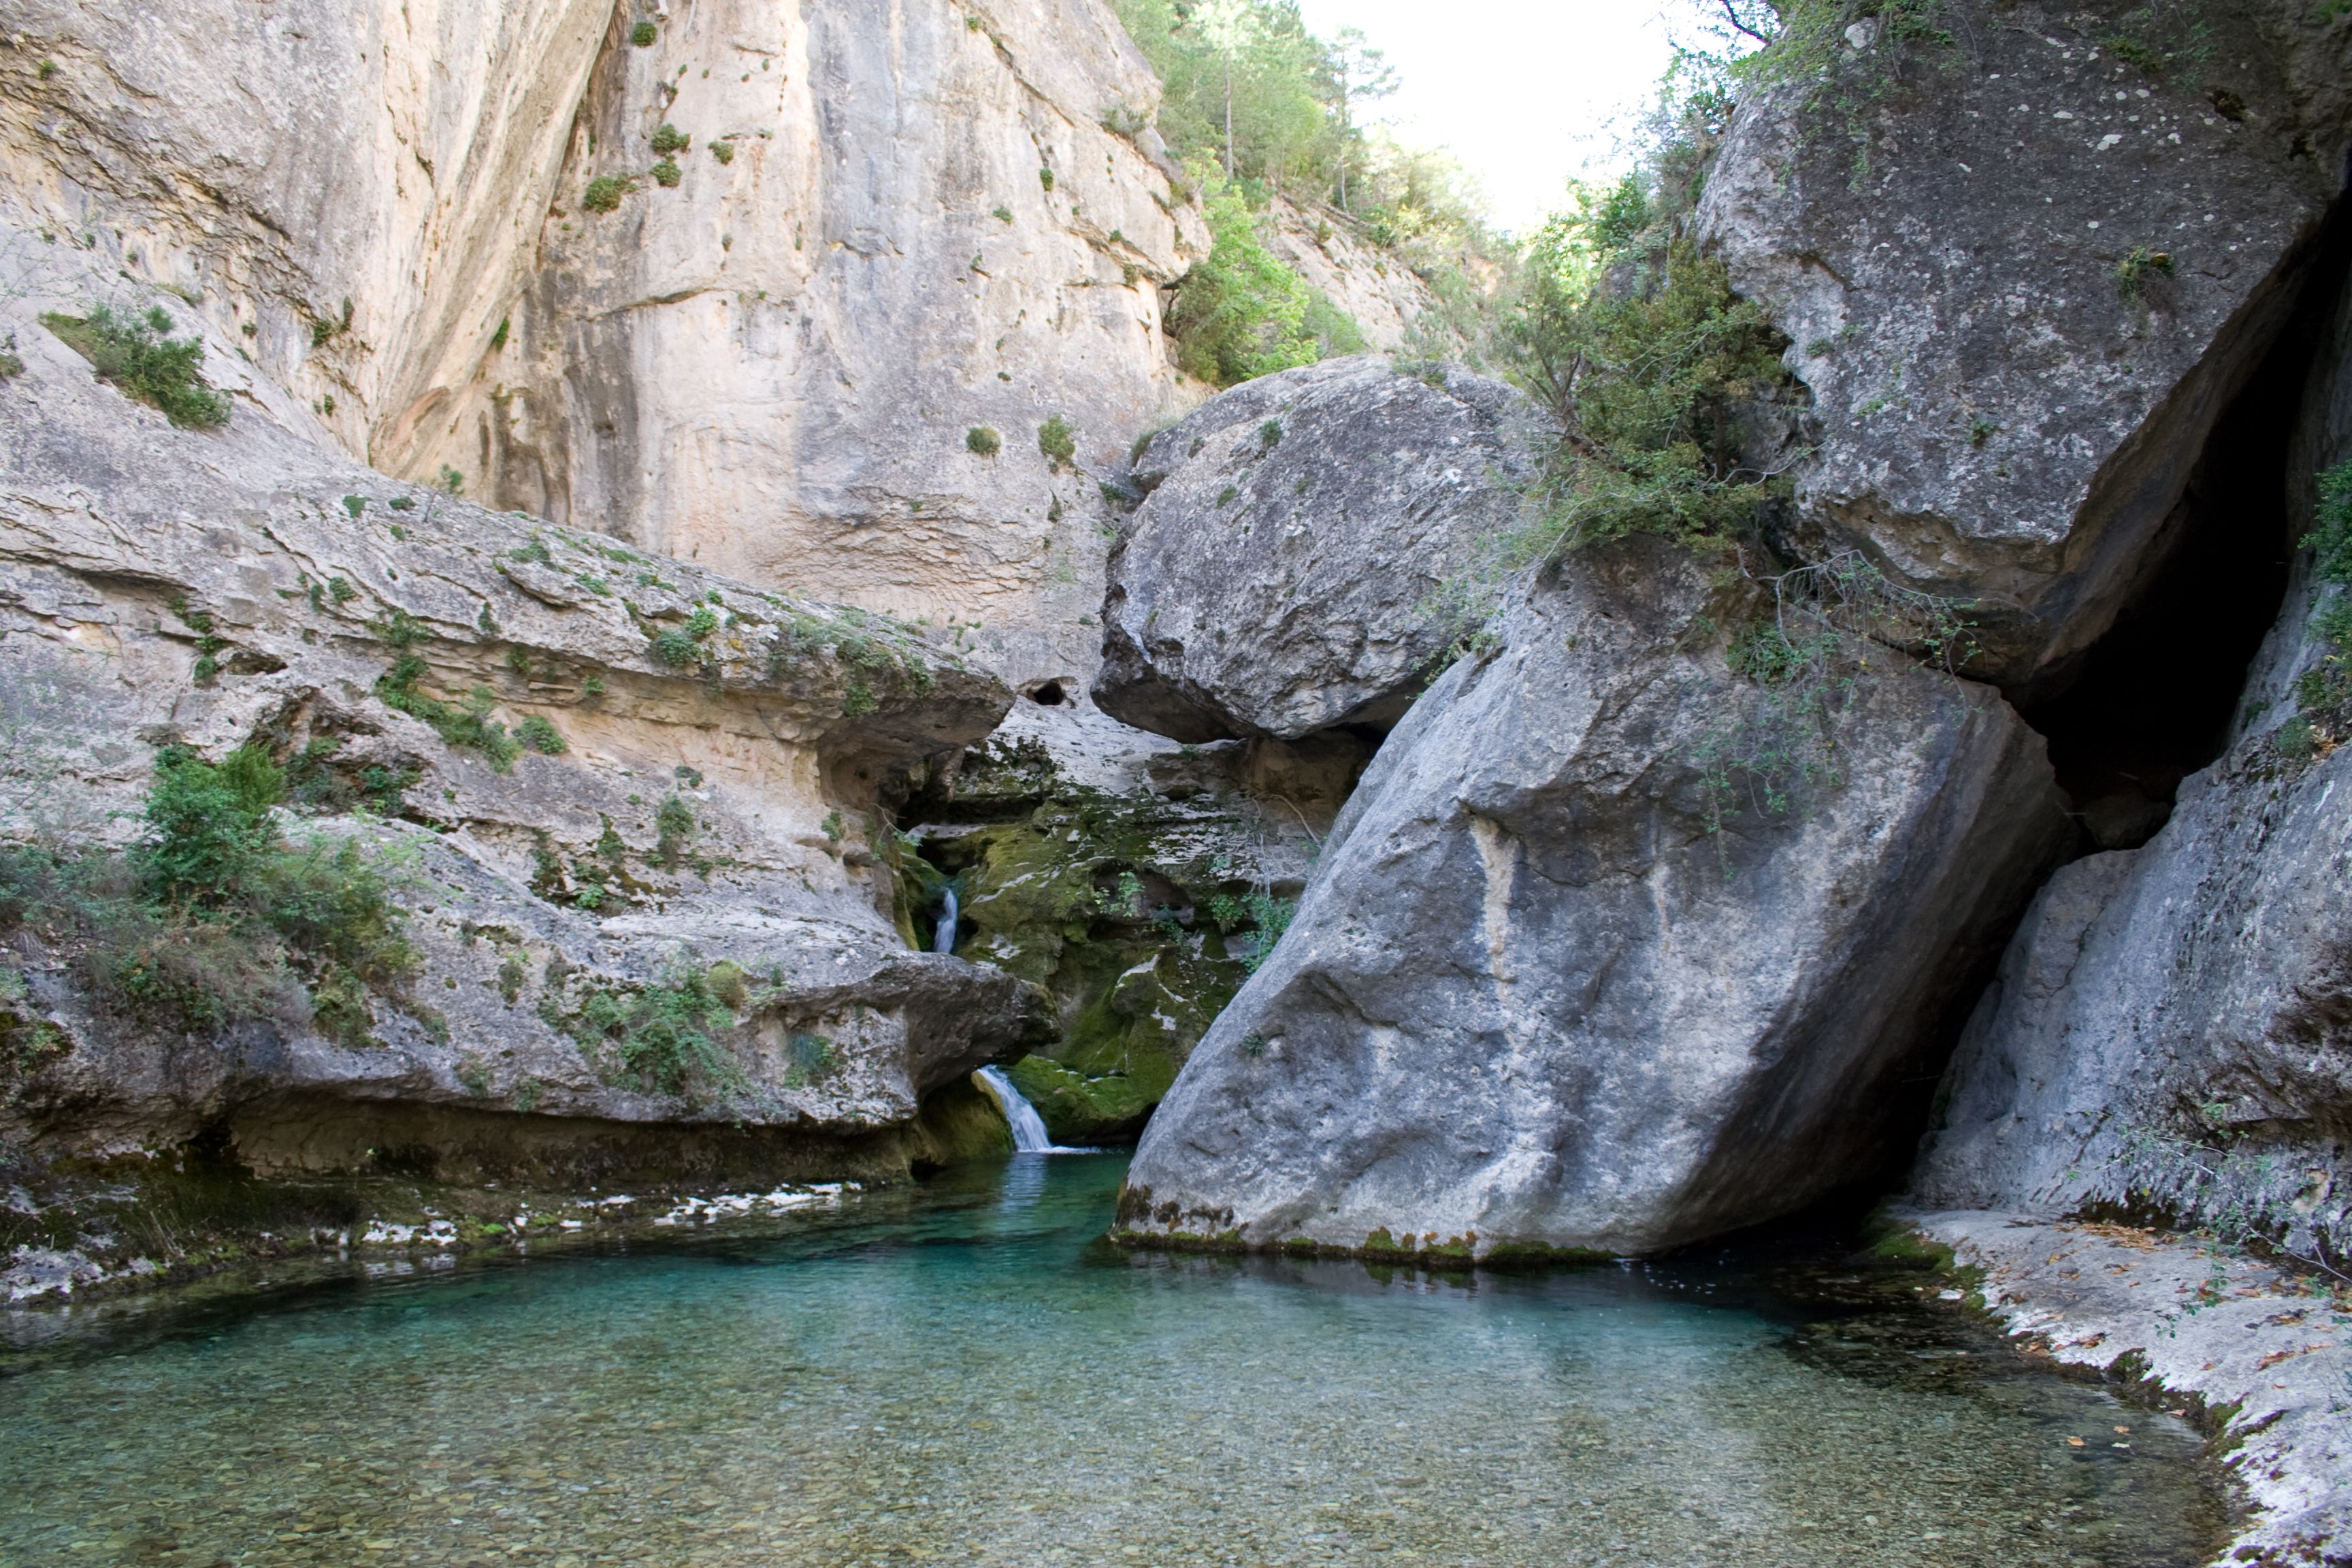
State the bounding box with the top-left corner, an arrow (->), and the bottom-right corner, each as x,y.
0,0 -> 1207,685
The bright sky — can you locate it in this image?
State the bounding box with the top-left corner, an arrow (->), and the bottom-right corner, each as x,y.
1292,0 -> 1695,236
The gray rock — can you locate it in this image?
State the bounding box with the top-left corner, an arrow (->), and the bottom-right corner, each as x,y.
1905,1210 -> 2352,1565
0,229 -> 1051,1180
1095,357 -> 1535,742
1119,538 -> 2071,1256
1699,0 -> 2352,687
1912,236 -> 2352,1265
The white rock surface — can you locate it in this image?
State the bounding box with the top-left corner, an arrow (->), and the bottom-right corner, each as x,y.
0,0 -> 1207,683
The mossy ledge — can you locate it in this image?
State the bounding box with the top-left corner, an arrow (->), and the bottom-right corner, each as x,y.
1107,1187 -> 1612,1269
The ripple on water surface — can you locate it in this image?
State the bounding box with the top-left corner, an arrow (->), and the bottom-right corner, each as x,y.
0,1156 -> 2225,1567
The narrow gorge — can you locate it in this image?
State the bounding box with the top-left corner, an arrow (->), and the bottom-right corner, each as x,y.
1,1 -> 2349,1564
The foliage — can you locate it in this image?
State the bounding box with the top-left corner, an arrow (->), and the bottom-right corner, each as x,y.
629,20 -> 658,46
562,963 -> 749,1099
650,122 -> 689,156
647,606 -> 719,669
2117,246 -> 2174,301
0,749 -> 417,1045
1037,414 -> 1078,468
650,159 -> 683,189
1112,0 -> 1498,361
966,425 -> 1001,457
1428,74 -> 1795,651
1688,553 -> 1978,851
581,176 -> 628,214
376,655 -> 521,771
514,714 -> 567,755
654,794 -> 696,867
1166,181 -> 1358,387
2281,460 -> 2352,757
1205,888 -> 1296,972
1110,0 -> 1350,198
711,140 -> 735,165
42,305 -> 230,429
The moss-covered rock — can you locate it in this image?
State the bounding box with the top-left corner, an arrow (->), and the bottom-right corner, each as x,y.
907,1075 -> 1015,1165
903,711 -> 1318,1145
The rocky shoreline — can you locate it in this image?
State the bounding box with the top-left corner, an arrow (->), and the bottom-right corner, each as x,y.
1908,1210 -> 2352,1567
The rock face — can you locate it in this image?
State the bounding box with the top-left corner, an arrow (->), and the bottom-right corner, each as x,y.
0,231 -> 1048,1181
1118,538 -> 2072,1258
1095,357 -> 1534,742
1699,0 -> 2352,688
1267,197 -> 1454,353
1914,262 -> 2352,1263
0,0 -> 1205,683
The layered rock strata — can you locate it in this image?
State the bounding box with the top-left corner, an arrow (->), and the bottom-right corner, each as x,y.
0,233 -> 1047,1181
0,0 -> 1206,681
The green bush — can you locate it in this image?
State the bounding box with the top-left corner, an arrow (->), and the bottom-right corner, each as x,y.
1165,184 -> 1359,387
515,714 -> 567,755
650,122 -> 689,156
655,794 -> 696,866
581,176 -> 628,214
650,159 -> 683,189
2283,459 -> 2352,752
647,606 -> 719,669
1038,414 -> 1077,468
966,425 -> 1002,457
565,964 -> 748,1098
629,19 -> 657,46
0,749 -> 417,1043
377,655 -> 521,770
711,140 -> 735,165
42,305 -> 230,429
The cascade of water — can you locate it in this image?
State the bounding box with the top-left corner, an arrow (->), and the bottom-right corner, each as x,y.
933,887 -> 959,954
975,1065 -> 1087,1154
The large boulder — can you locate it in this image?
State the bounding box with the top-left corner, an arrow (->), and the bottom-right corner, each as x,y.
1914,259 -> 2352,1262
1698,0 -> 2352,689
1094,356 -> 1535,742
1117,538 -> 2072,1258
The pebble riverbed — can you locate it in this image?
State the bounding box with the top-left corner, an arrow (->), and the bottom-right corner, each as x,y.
0,1155 -> 2225,1567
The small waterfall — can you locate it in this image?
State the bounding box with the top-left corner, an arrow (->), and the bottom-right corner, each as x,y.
975,1065 -> 1088,1154
932,886 -> 959,955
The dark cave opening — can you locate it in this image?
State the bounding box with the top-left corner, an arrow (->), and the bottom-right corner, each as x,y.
2016,193 -> 2352,851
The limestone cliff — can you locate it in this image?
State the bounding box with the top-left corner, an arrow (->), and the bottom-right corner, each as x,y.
0,0 -> 1206,685
1915,250 -> 2352,1267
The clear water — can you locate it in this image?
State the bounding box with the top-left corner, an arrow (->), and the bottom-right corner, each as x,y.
0,1156 -> 2223,1568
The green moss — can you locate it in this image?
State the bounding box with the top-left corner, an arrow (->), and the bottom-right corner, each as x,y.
909,1075 -> 1015,1165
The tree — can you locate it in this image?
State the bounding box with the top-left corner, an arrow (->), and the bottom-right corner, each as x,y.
1190,0 -> 1259,181
1325,28 -> 1396,214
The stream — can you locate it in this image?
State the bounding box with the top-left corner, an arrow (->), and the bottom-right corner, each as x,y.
0,1155 -> 2226,1567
